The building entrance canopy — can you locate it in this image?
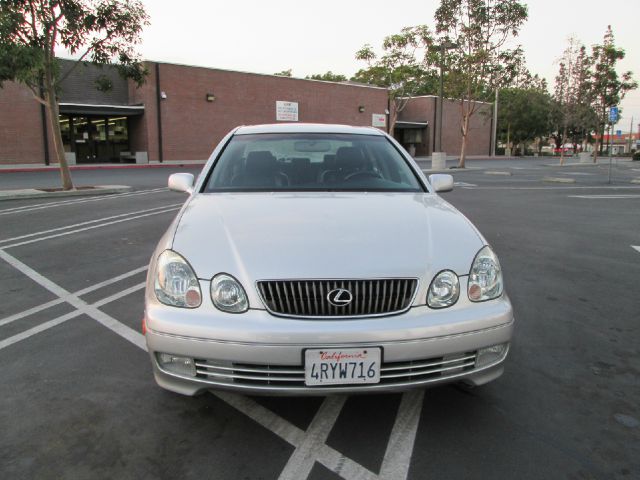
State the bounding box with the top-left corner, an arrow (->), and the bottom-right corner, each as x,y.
58,103 -> 144,117
394,121 -> 428,129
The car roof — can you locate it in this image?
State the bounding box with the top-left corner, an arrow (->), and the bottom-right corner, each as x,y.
234,123 -> 386,136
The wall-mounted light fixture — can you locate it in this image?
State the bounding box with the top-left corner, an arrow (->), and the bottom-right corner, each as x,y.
206,93 -> 216,102
160,91 -> 167,99
358,105 -> 365,113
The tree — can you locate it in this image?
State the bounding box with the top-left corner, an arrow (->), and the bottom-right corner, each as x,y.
434,0 -> 528,167
552,38 -> 596,164
498,74 -> 552,156
351,64 -> 438,96
590,26 -> 637,161
306,71 -> 347,82
0,0 -> 148,190
354,25 -> 435,134
274,69 -> 292,77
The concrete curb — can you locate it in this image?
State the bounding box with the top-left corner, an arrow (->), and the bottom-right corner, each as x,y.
0,185 -> 132,201
543,177 -> 576,184
484,171 -> 512,176
0,162 -> 205,174
543,162 -> 601,167
422,169 -> 459,174
420,167 -> 480,173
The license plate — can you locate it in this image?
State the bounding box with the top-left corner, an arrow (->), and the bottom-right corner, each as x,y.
304,348 -> 381,386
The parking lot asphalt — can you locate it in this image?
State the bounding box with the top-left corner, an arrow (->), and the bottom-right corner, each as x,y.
0,159 -> 639,480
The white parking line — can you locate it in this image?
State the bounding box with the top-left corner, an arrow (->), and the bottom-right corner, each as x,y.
0,204 -> 182,245
632,246 -> 640,254
454,182 -> 477,187
0,250 -> 425,480
0,309 -> 83,351
0,187 -> 168,216
1,206 -> 181,249
217,392 -> 378,480
0,281 -> 145,351
278,396 -> 347,480
568,195 -> 640,199
466,186 -> 640,190
0,250 -> 145,350
0,265 -> 147,328
315,441 -> 378,480
379,390 -> 425,480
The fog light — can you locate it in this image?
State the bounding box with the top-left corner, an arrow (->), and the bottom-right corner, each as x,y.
476,343 -> 508,368
157,353 -> 196,377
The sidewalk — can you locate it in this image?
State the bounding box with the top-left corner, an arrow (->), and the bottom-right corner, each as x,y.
0,185 -> 132,201
0,159 -> 206,173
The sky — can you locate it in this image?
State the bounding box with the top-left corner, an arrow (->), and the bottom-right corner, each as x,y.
105,0 -> 640,131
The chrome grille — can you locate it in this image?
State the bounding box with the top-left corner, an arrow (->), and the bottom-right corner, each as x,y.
193,351 -> 477,389
256,279 -> 418,317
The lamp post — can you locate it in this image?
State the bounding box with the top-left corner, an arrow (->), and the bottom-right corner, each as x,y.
491,88 -> 498,157
434,41 -> 457,154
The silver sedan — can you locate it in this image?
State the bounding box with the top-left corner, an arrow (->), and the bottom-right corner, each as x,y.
144,123 -> 513,395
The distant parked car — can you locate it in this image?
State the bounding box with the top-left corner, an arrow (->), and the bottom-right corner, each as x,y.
143,123 -> 514,396
554,147 -> 573,155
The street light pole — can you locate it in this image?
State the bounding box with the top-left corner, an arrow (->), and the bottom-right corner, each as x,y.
491,88 -> 499,157
432,41 -> 457,156
608,114 -> 616,184
435,45 -> 445,153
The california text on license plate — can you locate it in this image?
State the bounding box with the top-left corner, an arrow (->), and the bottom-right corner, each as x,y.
304,348 -> 381,386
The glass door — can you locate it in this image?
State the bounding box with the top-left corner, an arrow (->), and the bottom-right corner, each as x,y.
73,116 -> 97,163
64,115 -> 131,163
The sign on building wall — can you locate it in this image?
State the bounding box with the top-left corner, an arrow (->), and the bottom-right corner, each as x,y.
276,101 -> 299,121
372,114 -> 386,128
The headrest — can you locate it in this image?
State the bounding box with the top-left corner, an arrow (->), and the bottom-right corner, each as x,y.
335,146 -> 366,170
245,151 -> 276,173
323,154 -> 336,168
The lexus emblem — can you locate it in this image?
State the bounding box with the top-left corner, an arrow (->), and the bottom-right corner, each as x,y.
327,288 -> 353,307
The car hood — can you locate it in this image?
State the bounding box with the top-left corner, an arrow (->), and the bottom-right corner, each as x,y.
171,193 -> 484,285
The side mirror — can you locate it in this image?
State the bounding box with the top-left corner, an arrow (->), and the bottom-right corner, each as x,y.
168,173 -> 195,194
428,174 -> 454,193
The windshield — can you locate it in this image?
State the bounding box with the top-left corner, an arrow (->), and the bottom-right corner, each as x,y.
202,133 -> 425,192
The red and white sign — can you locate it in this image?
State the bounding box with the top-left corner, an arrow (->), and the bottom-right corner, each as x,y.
372,114 -> 386,128
276,101 -> 299,121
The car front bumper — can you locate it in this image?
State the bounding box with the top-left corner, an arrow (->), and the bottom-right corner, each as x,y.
144,294 -> 514,396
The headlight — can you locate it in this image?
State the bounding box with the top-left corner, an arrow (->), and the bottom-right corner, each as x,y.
468,245 -> 503,302
427,270 -> 460,308
211,273 -> 248,313
154,250 -> 202,308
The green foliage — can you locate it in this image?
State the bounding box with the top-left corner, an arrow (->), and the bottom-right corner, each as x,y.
590,25 -> 637,154
434,0 -> 528,102
552,38 -> 598,149
351,64 -> 438,95
274,69 -> 292,77
354,26 -> 433,98
354,25 -> 436,130
94,74 -> 113,92
633,151 -> 640,161
0,0 -> 149,90
306,71 -> 347,82
498,85 -> 553,146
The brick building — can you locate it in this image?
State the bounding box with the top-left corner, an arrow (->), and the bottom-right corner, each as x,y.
395,95 -> 493,157
0,59 -> 492,165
